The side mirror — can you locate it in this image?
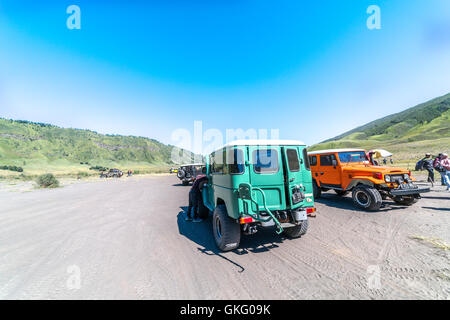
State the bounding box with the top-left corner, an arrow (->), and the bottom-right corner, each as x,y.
202,167 -> 207,174
332,159 -> 337,166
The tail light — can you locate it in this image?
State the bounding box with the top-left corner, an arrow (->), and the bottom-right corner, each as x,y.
239,216 -> 254,224
373,172 -> 383,180
306,208 -> 316,214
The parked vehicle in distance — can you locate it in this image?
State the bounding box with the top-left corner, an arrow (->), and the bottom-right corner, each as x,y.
177,163 -> 205,185
169,167 -> 178,174
308,149 -> 430,211
100,168 -> 123,178
200,140 -> 315,252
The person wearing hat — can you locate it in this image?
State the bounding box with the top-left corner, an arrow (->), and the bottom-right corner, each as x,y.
440,154 -> 450,191
420,153 -> 435,186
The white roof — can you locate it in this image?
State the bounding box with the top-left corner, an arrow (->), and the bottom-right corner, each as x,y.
308,148 -> 365,155
223,139 -> 306,148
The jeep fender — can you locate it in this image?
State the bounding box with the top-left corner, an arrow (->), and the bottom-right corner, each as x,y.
345,178 -> 377,191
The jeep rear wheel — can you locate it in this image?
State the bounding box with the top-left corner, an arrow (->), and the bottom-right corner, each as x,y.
313,180 -> 321,199
213,205 -> 240,252
352,185 -> 382,211
283,219 -> 309,238
393,196 -> 418,206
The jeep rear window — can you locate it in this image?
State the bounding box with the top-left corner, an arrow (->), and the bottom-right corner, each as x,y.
227,148 -> 244,174
309,155 -> 317,166
286,149 -> 300,172
338,151 -> 367,163
253,149 -> 279,174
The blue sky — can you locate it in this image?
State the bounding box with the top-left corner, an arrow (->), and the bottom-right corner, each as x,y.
0,0 -> 449,150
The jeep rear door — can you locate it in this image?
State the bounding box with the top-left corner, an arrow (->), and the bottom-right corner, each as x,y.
282,147 -> 304,208
248,146 -> 287,210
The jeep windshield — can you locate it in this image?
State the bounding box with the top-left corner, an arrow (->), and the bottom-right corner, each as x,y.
338,151 -> 368,163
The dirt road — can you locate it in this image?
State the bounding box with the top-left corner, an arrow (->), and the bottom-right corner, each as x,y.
0,175 -> 448,299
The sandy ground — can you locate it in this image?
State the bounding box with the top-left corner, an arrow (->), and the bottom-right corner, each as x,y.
0,175 -> 448,300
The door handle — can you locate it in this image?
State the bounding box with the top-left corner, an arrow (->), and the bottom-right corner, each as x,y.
289,178 -> 294,182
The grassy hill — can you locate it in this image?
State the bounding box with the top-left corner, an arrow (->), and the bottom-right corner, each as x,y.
0,119 -> 196,178
310,93 -> 450,164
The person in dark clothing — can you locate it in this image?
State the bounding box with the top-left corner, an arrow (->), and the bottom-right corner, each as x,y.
186,174 -> 208,222
420,153 -> 434,185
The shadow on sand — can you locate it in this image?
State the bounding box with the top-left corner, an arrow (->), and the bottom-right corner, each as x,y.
177,206 -> 288,273
316,192 -> 411,212
422,206 -> 450,212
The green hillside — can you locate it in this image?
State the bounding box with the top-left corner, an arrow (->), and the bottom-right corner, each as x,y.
0,119 -> 196,177
310,93 -> 450,162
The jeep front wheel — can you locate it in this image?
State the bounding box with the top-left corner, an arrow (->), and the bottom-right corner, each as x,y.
283,219 -> 309,238
213,205 -> 240,252
352,185 -> 382,211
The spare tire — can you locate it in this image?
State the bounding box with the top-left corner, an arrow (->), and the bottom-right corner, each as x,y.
177,169 -> 185,179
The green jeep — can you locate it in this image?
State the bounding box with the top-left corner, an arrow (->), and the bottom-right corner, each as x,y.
200,140 -> 316,252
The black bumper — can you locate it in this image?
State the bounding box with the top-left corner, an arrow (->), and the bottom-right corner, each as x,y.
390,186 -> 430,196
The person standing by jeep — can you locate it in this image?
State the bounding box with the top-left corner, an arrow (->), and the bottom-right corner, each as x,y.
185,174 -> 208,222
420,153 -> 435,186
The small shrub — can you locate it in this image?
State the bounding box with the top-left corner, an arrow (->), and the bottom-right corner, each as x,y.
0,165 -> 24,172
89,165 -> 108,171
36,174 -> 60,188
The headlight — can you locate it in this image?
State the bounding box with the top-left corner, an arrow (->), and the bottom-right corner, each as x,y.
385,175 -> 391,183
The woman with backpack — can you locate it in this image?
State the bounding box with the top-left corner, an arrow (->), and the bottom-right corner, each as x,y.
433,154 -> 446,186
439,154 -> 450,191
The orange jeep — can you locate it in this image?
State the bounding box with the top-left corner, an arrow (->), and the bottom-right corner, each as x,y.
308,149 -> 430,211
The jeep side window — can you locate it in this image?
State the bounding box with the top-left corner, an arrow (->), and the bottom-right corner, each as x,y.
320,154 -> 336,166
303,148 -> 311,170
227,148 -> 244,174
253,149 -> 279,174
287,149 -> 300,172
309,155 -> 317,166
212,151 -> 225,174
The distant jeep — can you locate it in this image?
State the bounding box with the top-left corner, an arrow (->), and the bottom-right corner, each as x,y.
100,168 -> 123,178
177,164 -> 205,185
308,149 -> 430,211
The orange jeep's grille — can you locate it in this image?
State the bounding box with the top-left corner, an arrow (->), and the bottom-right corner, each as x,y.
389,174 -> 405,183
